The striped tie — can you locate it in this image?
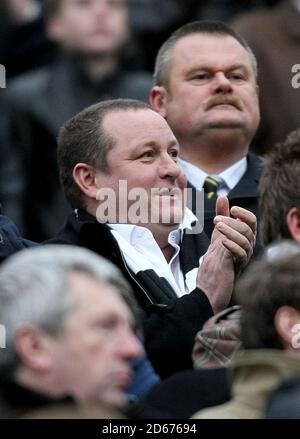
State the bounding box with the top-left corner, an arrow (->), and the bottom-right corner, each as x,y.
203,176 -> 220,200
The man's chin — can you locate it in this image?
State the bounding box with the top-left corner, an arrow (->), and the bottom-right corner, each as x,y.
206,119 -> 245,130
101,389 -> 128,410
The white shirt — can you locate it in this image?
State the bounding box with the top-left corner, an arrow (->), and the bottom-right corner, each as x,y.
109,208 -> 199,297
179,157 -> 247,196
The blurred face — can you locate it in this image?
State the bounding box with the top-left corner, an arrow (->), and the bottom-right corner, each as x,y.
47,0 -> 129,55
94,109 -> 187,231
155,34 -> 260,146
51,272 -> 142,408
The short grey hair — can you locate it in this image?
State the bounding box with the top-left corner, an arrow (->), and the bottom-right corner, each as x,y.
0,245 -> 139,375
154,20 -> 258,87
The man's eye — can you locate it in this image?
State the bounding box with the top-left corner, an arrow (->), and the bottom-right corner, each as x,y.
94,318 -> 119,331
140,151 -> 154,159
229,73 -> 245,81
74,0 -> 92,7
169,150 -> 179,160
191,73 -> 210,80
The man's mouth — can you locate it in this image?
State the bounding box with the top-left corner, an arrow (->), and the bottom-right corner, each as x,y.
157,188 -> 181,197
206,97 -> 242,111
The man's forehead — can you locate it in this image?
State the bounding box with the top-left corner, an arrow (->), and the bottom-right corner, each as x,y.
170,33 -> 252,69
102,108 -> 174,139
68,272 -> 132,316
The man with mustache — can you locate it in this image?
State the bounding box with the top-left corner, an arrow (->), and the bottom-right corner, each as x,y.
150,21 -> 264,250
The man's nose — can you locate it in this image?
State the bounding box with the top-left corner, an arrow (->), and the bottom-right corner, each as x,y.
212,72 -> 233,94
159,154 -> 181,179
121,331 -> 144,360
93,0 -> 110,16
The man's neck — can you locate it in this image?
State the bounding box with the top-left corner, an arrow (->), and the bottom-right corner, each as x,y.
179,132 -> 249,174
145,223 -> 178,263
15,367 -> 64,399
88,205 -> 179,263
80,54 -> 119,82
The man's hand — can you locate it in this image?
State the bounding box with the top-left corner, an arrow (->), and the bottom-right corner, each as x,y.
213,196 -> 256,272
197,196 -> 257,314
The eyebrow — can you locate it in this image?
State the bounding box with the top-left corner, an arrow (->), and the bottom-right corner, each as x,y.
188,64 -> 250,74
132,140 -> 180,152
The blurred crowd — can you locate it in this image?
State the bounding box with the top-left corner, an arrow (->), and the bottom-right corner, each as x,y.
1,0 -> 300,422
1,0 -> 296,241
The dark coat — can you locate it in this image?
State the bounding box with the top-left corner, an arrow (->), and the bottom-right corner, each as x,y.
0,214 -> 38,263
140,368 -> 230,418
0,377 -> 71,419
266,375 -> 300,419
48,209 -> 213,378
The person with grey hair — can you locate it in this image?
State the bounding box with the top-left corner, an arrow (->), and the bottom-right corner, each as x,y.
0,244 -> 143,418
150,20 -> 264,253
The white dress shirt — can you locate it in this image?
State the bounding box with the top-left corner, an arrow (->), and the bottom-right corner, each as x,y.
179,157 -> 247,196
109,208 -> 200,297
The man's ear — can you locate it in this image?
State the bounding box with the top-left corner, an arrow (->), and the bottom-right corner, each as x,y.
274,306 -> 300,349
14,325 -> 55,373
73,163 -> 99,201
150,86 -> 168,118
286,207 -> 300,243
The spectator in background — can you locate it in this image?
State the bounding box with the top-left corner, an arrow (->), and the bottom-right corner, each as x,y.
150,21 -> 264,251
192,241 -> 300,419
1,0 -> 152,241
130,0 -> 276,73
258,128 -> 300,246
0,0 -> 56,79
230,0 -> 300,154
0,245 -> 142,418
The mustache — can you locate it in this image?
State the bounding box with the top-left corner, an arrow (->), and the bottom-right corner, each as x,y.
205,95 -> 243,111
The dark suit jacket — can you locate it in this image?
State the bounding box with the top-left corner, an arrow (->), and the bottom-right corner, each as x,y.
189,154 -> 264,257
0,214 -> 38,264
48,209 -> 213,378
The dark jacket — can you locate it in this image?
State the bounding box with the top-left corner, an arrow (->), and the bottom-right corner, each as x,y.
0,377 -> 71,419
0,214 -> 38,263
266,375 -> 300,419
48,209 -> 213,378
140,368 -> 230,418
